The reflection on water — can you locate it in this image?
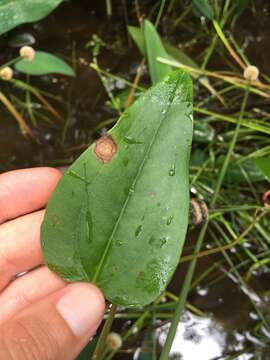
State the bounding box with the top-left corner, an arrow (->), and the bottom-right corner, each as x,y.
157,311 -> 254,360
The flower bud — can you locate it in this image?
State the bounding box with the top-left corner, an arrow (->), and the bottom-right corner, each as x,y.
19,46 -> 35,61
243,65 -> 259,82
106,332 -> 122,350
0,67 -> 13,81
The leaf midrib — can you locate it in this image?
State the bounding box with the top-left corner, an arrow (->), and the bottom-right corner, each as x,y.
92,76 -> 182,283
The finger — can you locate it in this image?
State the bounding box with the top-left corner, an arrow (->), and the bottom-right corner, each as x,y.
0,210 -> 44,291
0,266 -> 66,324
0,283 -> 105,360
0,167 -> 61,224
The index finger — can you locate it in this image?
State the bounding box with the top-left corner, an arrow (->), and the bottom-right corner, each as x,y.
0,167 -> 61,224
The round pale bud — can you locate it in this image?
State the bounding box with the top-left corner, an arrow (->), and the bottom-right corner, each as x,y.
106,332 -> 122,350
243,65 -> 259,82
0,67 -> 13,81
19,46 -> 35,61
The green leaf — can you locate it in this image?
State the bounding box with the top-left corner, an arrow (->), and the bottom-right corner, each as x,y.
128,25 -> 146,55
76,338 -> 97,360
143,20 -> 173,84
192,0 -> 214,20
41,70 -> 193,307
8,33 -> 35,48
15,51 -> 75,76
128,24 -> 219,100
193,121 -> 215,143
0,0 -> 63,36
129,25 -> 197,71
254,157 -> 270,182
216,157 -> 265,185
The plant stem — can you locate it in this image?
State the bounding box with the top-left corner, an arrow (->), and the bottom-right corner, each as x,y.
92,304 -> 117,360
0,56 -> 21,70
160,88 -> 250,360
0,91 -> 35,139
155,0 -> 166,27
106,0 -> 112,17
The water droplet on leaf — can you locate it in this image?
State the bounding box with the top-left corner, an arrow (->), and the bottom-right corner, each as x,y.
148,236 -> 156,245
124,136 -> 143,145
169,164 -> 176,176
159,237 -> 168,248
135,225 -> 142,237
116,240 -> 123,247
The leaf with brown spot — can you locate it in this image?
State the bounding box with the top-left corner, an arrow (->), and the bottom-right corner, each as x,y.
41,70 -> 193,306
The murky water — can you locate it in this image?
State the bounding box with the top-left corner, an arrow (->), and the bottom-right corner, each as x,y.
1,1 -> 270,359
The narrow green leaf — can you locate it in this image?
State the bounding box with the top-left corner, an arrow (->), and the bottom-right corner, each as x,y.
128,25 -> 197,70
192,0 -> 214,20
128,25 -> 146,55
41,70 -> 193,307
128,24 -> 218,98
0,0 -> 63,35
222,158 -> 265,185
143,20 -> 173,84
254,157 -> 270,182
15,51 -> 75,76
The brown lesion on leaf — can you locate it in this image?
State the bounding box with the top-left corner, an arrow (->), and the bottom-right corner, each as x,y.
93,135 -> 117,163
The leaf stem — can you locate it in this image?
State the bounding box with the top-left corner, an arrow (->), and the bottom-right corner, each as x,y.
155,0 -> 166,27
0,56 -> 21,70
92,303 -> 117,360
160,87 -> 250,360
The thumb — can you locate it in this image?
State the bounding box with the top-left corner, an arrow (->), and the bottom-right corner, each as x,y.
0,283 -> 105,360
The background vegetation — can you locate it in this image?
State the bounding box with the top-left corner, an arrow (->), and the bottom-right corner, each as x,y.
0,0 -> 270,359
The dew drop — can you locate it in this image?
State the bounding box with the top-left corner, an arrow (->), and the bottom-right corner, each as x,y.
124,136 -> 143,145
159,236 -> 168,248
169,164 -> 176,176
135,225 -> 143,237
166,216 -> 174,225
123,157 -> 129,167
148,236 -> 156,245
116,240 -> 123,247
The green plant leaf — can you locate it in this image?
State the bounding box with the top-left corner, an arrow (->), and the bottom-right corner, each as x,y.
41,70 -> 193,307
128,24 -> 220,100
192,0 -> 214,20
76,338 -> 97,360
129,25 -> 198,71
0,0 -> 63,36
143,20 -> 173,84
254,157 -> 270,182
128,25 -> 146,55
223,159 -> 265,185
15,51 -> 75,76
193,121 -> 215,143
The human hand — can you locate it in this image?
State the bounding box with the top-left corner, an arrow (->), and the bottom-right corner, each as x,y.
0,167 -> 105,360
